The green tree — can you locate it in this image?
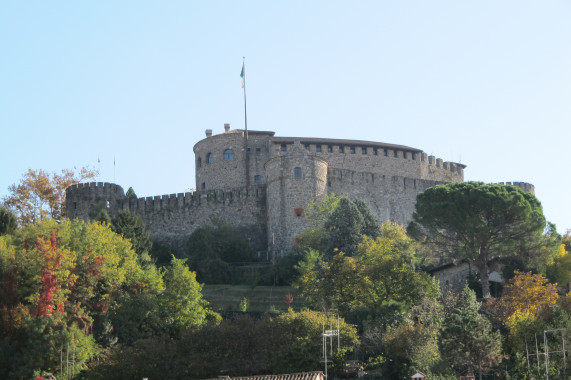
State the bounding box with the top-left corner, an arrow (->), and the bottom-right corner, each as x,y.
409,182 -> 548,298
0,206 -> 17,235
305,192 -> 341,226
295,223 -> 439,318
125,187 -> 137,200
0,219 -> 163,378
84,310 -> 358,379
184,218 -> 253,284
3,167 -> 97,225
440,287 -> 502,380
353,199 -> 380,239
161,257 -> 219,332
111,210 -> 153,267
325,197 -> 365,255
362,296 -> 443,378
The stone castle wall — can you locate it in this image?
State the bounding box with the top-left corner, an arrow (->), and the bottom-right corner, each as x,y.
66,182 -> 267,253
265,144 -> 329,255
326,169 -> 448,227
66,126 -> 535,257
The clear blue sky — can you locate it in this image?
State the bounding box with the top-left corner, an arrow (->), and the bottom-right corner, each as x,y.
1,1 -> 570,232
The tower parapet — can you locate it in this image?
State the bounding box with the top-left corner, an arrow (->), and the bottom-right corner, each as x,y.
494,181 -> 535,195
65,182 -> 125,221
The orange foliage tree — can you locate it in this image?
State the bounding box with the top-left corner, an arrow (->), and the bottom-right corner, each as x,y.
487,271 -> 559,333
2,167 -> 97,225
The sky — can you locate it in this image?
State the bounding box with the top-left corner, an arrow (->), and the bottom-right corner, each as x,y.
1,1 -> 570,232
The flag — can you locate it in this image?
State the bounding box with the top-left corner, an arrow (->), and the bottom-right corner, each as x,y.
240,63 -> 245,88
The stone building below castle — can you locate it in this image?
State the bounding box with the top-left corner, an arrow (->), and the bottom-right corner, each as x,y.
66,125 -> 534,256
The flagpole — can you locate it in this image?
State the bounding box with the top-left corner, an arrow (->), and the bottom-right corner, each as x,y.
242,57 -> 250,187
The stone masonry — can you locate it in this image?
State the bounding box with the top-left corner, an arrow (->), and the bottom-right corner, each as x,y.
65,125 -> 534,256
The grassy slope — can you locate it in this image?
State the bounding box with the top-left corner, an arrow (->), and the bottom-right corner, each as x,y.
202,285 -> 303,313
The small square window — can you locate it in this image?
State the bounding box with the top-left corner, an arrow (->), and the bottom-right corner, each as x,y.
254,175 -> 262,183
247,148 -> 251,155
304,144 -> 310,151
256,148 -> 261,156
403,152 -> 407,159
350,147 -> 355,154
383,149 -> 388,157
373,148 -> 378,156
393,150 -> 398,158
339,146 -> 344,153
316,145 -> 322,153
281,144 -> 287,152
362,147 -> 367,155
327,145 -> 333,153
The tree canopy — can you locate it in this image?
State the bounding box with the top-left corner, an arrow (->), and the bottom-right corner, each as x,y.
0,219 -> 216,378
0,207 -> 17,235
408,182 -> 548,298
2,167 -> 97,225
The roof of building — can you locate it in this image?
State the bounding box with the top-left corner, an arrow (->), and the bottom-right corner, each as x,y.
272,136 -> 423,153
206,371 -> 324,380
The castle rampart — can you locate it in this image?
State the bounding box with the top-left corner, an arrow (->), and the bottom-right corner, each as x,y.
66,181 -> 268,253
65,125 -> 537,257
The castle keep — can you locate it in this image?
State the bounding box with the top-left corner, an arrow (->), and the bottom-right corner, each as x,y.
66,125 -> 534,256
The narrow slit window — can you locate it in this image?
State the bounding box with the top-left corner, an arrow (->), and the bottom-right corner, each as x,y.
294,167 -> 302,178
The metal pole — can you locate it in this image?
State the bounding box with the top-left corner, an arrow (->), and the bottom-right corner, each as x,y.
545,330 -> 549,380
242,57 -> 250,188
563,329 -> 567,379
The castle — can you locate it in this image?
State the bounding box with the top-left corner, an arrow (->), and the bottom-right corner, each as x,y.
65,124 -> 534,256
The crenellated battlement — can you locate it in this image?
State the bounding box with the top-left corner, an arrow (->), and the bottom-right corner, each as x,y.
122,185 -> 266,214
64,126 -> 540,256
494,181 -> 535,195
66,181 -> 125,196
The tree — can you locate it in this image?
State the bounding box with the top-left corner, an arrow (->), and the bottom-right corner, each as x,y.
111,210 -> 153,267
3,167 -> 97,225
184,218 -> 253,284
409,182 -> 547,298
353,199 -> 380,239
295,223 -> 439,318
325,197 -> 364,255
125,187 -> 137,200
486,271 -> 559,334
161,257 -> 219,333
0,207 -> 17,235
440,287 -> 502,380
362,296 -> 443,378
0,219 -> 164,378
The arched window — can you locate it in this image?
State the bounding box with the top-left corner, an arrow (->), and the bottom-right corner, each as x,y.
294,167 -> 302,178
224,149 -> 233,160
207,153 -> 214,163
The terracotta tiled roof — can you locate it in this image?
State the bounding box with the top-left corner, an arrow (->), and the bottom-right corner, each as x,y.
205,371 -> 324,380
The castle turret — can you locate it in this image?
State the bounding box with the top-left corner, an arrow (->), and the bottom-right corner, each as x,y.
65,182 -> 125,221
264,142 -> 329,256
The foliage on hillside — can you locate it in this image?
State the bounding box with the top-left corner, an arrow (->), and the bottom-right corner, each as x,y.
0,219 -> 217,378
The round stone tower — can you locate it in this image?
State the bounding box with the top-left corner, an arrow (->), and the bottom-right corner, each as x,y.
65,182 -> 125,221
264,142 -> 329,256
